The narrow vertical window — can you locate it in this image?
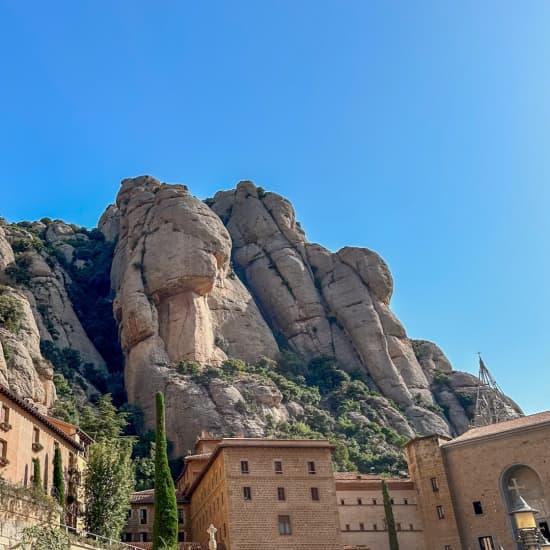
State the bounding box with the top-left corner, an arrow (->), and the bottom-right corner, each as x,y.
473,501 -> 484,515
357,497 -> 362,505
278,515 -> 291,535
437,505 -> 445,519
243,486 -> 252,500
0,438 -> 8,464
359,523 -> 364,531
311,487 -> 320,501
274,460 -> 283,474
431,477 -> 439,492
277,487 -> 286,501
140,508 -> 147,524
307,461 -> 316,474
240,460 -> 249,474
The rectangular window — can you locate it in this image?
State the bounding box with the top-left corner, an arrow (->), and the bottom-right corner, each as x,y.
373,523 -> 378,531
340,498 -> 345,505
0,439 -> 6,458
140,508 -> 147,524
311,487 -> 320,501
359,523 -> 364,531
33,427 -> 40,444
409,524 -> 414,530
307,461 -> 316,475
404,498 -> 408,505
243,486 -> 252,500
357,497 -> 362,505
437,505 -> 445,519
478,537 -> 495,550
431,477 -> 439,492
274,460 -> 283,474
277,487 -> 286,501
397,523 -> 401,531
278,515 -> 291,536
1,405 -> 9,423
473,501 -> 484,515
178,508 -> 184,524
139,533 -> 148,542
240,460 -> 249,474
345,524 -> 350,531
372,498 -> 377,505
178,532 -> 186,542
390,498 -> 394,504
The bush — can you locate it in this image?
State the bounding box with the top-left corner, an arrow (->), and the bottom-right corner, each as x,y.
0,293 -> 24,333
5,256 -> 32,285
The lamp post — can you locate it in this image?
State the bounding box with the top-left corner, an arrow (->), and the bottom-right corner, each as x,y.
509,495 -> 550,550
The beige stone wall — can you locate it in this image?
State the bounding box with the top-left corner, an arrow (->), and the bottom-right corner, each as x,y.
222,446 -> 342,550
442,423 -> 550,549
0,485 -> 60,550
405,437 -> 461,550
337,482 -> 424,550
189,451 -> 230,547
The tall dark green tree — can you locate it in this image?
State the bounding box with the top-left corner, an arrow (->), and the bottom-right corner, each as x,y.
382,479 -> 399,550
32,458 -> 42,491
152,392 -> 178,550
53,447 -> 65,509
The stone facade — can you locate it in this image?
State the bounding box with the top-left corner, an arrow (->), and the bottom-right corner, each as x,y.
406,411 -> 550,550
126,438 -> 342,550
0,384 -> 90,528
335,473 -> 424,550
123,488 -> 188,544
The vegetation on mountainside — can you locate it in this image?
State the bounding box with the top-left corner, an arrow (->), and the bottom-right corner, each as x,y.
4,220 -> 124,402
152,392 -> 178,550
0,291 -> 24,334
176,352 -> 409,475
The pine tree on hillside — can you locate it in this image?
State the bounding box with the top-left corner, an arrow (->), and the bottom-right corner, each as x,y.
152,392 -> 178,550
53,447 -> 65,509
382,479 -> 399,550
32,458 -> 42,492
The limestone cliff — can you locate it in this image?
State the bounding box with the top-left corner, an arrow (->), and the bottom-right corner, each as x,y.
0,176 -> 522,470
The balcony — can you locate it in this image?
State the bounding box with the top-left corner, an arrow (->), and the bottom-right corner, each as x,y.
0,421 -> 12,432
32,442 -> 44,452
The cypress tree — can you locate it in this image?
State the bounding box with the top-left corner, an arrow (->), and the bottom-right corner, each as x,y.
382,479 -> 399,550
53,446 -> 65,509
152,392 -> 178,550
32,458 -> 42,491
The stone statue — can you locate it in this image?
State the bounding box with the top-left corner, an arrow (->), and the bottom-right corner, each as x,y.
207,524 -> 217,550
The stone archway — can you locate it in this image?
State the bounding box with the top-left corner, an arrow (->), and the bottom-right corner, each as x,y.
502,465 -> 549,540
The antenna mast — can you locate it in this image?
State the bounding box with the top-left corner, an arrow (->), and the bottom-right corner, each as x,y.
472,354 -> 508,428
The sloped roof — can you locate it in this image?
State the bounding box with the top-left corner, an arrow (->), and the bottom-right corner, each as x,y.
443,411 -> 550,447
0,384 -> 85,451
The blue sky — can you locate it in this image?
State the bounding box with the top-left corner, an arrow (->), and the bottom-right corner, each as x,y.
1,1 -> 549,414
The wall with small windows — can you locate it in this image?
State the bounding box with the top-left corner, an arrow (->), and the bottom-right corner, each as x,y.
404,436 -> 463,550
190,442 -> 342,550
335,474 -> 424,550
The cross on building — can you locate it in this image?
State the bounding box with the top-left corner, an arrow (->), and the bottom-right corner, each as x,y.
507,477 -> 525,496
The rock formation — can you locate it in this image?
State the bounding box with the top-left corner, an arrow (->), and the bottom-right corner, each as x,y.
0,176 -> 523,463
